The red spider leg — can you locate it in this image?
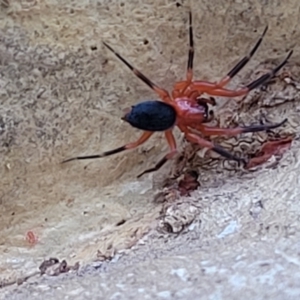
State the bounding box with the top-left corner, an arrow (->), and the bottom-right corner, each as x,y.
185,11 -> 194,83
187,50 -> 293,98
103,42 -> 172,103
216,26 -> 268,87
174,25 -> 268,93
172,10 -> 194,99
195,118 -> 287,137
137,130 -> 178,178
186,90 -> 201,101
178,125 -> 246,163
62,131 -> 153,163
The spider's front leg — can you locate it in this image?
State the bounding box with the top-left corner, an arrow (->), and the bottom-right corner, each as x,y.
172,10 -> 195,99
173,24 -> 269,98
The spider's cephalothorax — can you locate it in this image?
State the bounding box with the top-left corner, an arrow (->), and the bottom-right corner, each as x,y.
172,97 -> 211,127
63,10 -> 292,178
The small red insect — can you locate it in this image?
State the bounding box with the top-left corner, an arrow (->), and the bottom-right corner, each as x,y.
63,11 -> 292,177
25,230 -> 38,245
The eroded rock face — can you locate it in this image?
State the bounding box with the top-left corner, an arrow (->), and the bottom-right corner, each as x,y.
0,0 -> 299,287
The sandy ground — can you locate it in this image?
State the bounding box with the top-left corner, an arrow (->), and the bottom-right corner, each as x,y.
1,0 -> 300,298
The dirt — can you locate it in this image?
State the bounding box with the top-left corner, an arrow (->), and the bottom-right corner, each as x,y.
1,0 -> 300,298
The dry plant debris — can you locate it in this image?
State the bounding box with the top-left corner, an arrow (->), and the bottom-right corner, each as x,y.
246,136 -> 293,169
153,170 -> 201,204
39,257 -> 79,276
0,258 -> 79,289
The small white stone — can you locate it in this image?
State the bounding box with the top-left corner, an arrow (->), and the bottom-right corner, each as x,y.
157,291 -> 171,298
170,268 -> 189,282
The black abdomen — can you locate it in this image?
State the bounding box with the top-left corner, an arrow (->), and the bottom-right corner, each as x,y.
124,100 -> 176,131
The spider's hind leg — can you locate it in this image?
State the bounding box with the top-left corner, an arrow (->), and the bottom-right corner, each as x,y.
137,130 -> 178,178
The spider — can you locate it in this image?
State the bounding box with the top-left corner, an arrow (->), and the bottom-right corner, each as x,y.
62,11 -> 292,178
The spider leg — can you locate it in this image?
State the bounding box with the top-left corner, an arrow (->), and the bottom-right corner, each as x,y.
172,10 -> 195,98
191,50 -> 293,97
62,131 -> 153,163
185,132 -> 246,164
103,42 -> 172,103
186,10 -> 194,82
173,26 -> 267,94
137,130 -> 177,178
217,26 -> 268,87
197,118 -> 287,137
178,125 -> 246,164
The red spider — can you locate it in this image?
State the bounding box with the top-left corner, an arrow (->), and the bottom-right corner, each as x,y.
63,11 -> 292,178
